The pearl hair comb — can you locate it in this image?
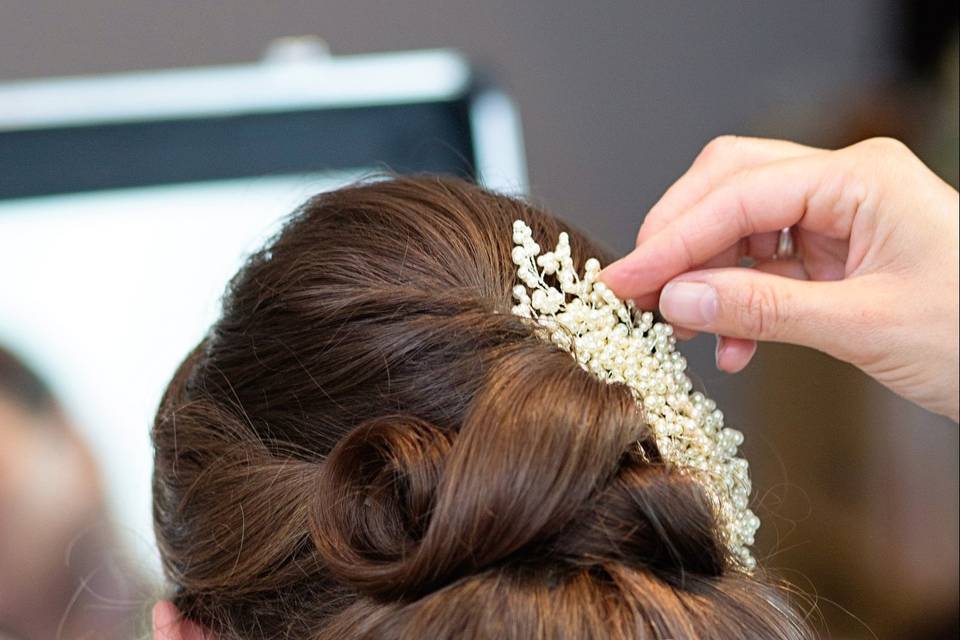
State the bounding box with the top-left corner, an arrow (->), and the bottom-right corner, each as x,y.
510,220 -> 759,569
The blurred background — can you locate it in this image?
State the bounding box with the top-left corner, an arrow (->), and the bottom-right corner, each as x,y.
0,1 -> 956,638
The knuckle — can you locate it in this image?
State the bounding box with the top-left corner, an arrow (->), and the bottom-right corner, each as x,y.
858,136 -> 912,159
673,232 -> 698,271
730,186 -> 756,236
696,135 -> 740,166
846,136 -> 919,193
734,284 -> 785,340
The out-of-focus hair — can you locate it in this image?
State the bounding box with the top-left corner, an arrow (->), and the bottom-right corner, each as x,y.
0,346 -> 55,412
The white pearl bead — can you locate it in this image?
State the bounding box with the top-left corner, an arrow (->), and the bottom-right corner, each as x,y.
509,219 -> 759,570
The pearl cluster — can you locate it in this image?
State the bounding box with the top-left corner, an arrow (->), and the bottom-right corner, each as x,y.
510,220 -> 760,570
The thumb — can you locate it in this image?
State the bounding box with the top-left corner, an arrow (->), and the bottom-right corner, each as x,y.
658,268 -> 859,358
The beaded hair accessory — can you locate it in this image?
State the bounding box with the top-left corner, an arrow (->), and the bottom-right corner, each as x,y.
510,220 -> 759,569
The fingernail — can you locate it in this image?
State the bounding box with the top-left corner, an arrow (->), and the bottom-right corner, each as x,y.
715,335 -> 725,367
660,281 -> 718,328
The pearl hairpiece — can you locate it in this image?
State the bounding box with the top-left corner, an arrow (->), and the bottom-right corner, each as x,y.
510,220 -> 759,569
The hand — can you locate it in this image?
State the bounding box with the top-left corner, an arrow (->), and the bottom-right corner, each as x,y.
601,136 -> 960,422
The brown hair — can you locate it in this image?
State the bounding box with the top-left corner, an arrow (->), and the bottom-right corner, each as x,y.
152,176 -> 813,639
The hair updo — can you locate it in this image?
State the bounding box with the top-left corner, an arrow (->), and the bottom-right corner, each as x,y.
152,176 -> 812,639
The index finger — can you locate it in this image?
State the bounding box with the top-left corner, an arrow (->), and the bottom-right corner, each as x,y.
601,152 -> 857,300
636,136 -> 821,246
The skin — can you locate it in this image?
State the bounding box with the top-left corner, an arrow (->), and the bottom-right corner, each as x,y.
0,398 -> 102,639
153,600 -> 208,640
601,136 -> 960,422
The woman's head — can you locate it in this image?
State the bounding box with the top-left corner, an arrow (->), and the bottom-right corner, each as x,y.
0,347 -> 142,640
152,176 -> 811,639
